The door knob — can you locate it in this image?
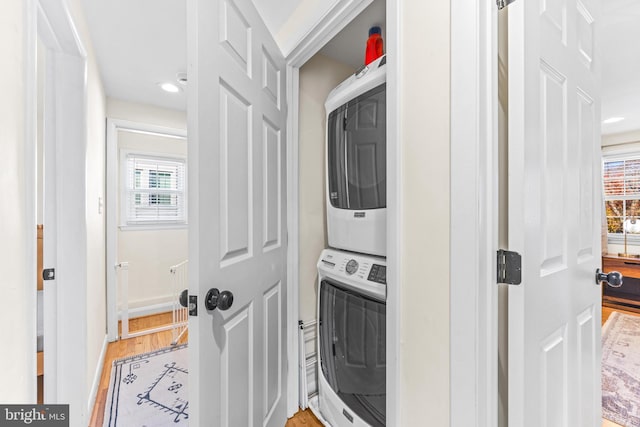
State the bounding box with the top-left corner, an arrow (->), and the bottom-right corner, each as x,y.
595,269 -> 623,288
179,289 -> 188,308
205,288 -> 234,311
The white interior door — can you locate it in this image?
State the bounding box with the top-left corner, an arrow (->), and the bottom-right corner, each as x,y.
508,0 -> 602,426
188,0 -> 288,426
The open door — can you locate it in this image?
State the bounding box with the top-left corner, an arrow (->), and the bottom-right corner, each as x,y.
187,0 -> 288,425
508,0 -> 603,425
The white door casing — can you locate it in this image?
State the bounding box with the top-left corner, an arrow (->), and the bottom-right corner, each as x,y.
188,0 -> 288,425
32,0 -> 89,421
508,0 -> 602,426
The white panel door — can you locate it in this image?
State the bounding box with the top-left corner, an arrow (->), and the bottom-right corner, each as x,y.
508,0 -> 602,426
187,0 -> 288,426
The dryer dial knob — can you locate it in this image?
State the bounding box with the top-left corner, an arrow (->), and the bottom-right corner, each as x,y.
346,259 -> 359,275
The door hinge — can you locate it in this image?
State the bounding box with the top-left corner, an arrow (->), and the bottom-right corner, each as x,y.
189,295 -> 198,316
43,268 -> 55,281
497,0 -> 517,10
497,249 -> 522,285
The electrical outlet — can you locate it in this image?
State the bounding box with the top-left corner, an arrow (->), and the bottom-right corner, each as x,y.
98,196 -> 104,214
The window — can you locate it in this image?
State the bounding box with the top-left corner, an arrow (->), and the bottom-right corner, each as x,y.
603,156 -> 640,240
122,152 -> 187,226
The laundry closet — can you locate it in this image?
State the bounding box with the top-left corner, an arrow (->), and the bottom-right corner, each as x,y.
296,1 -> 387,426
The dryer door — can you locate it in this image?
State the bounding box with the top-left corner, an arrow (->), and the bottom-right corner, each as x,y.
327,83 -> 386,210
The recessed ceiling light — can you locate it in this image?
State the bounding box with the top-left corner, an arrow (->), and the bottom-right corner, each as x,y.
603,116 -> 624,124
159,82 -> 180,93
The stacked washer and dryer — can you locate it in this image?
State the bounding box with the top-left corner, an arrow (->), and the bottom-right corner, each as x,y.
316,54 -> 387,427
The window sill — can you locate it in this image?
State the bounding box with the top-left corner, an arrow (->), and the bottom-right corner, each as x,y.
119,223 -> 188,231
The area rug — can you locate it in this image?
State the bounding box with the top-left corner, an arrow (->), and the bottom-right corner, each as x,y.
602,311 -> 640,427
103,344 -> 188,426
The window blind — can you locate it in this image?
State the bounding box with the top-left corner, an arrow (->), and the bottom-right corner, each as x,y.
603,157 -> 640,235
124,154 -> 187,225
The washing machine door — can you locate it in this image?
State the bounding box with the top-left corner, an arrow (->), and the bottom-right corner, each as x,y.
319,279 -> 386,427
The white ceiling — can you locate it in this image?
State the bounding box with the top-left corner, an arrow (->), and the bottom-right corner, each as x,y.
602,0 -> 640,135
252,0 -> 303,40
82,0 -> 187,111
84,0 -> 639,136
81,0 -> 385,112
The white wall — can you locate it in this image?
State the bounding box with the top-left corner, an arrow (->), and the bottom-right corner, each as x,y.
298,53 -> 353,322
254,0 -> 340,57
107,98 -> 187,129
602,130 -> 640,148
0,0 -> 34,403
116,130 -> 188,310
108,99 -> 187,312
396,0 -> 450,424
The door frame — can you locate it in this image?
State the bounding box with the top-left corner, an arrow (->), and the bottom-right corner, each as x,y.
25,0 -> 90,421
450,1 -> 498,427
283,0 -> 375,417
105,118 -> 188,341
285,0 -> 498,424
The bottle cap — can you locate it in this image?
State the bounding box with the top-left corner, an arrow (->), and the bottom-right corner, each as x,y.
369,26 -> 381,36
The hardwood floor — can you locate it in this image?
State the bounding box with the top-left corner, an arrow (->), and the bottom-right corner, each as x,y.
285,409 -> 323,427
602,304 -> 640,325
89,313 -> 186,427
88,312 -> 322,427
91,309 -> 636,427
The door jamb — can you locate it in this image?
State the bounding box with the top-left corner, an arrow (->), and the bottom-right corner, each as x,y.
450,1 -> 498,427
26,0 -> 90,421
285,0 -> 498,423
283,0 -> 382,418
105,118 -> 188,341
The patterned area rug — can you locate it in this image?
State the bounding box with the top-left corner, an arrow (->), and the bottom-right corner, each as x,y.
602,312 -> 640,427
103,345 -> 188,426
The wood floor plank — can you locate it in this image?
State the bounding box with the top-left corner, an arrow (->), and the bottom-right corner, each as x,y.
285,409 -> 322,427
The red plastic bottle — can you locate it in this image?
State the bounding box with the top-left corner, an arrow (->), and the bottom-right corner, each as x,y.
365,26 -> 384,65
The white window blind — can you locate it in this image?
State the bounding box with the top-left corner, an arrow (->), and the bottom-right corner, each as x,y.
603,156 -> 640,236
123,153 -> 187,225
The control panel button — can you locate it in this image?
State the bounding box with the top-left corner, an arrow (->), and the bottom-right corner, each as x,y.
346,259 -> 359,275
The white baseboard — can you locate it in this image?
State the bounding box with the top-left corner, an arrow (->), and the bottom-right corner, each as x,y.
88,335 -> 108,417
118,301 -> 174,320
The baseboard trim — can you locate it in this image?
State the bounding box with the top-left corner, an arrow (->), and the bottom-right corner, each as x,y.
88,335 -> 108,416
118,301 -> 174,321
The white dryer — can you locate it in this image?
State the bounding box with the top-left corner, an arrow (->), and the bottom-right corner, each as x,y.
316,248 -> 386,427
325,55 -> 387,257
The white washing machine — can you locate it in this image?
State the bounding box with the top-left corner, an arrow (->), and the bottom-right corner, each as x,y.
316,248 -> 386,427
